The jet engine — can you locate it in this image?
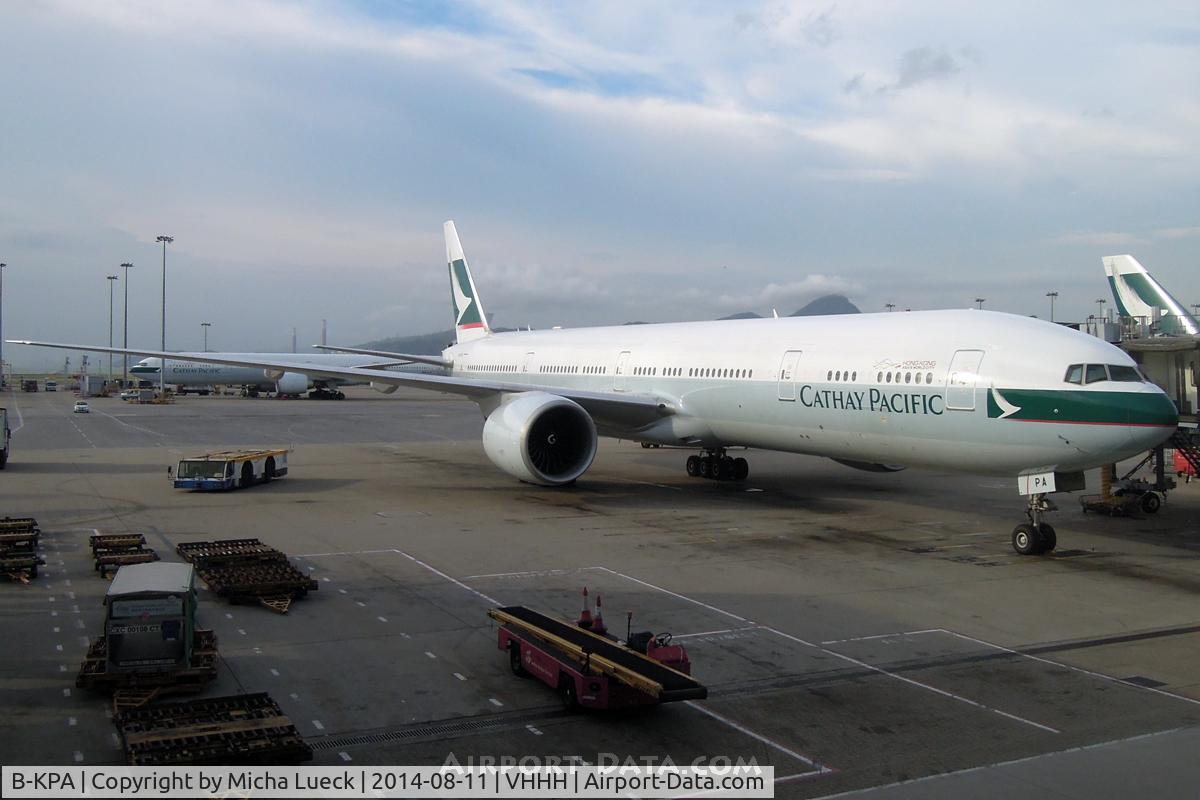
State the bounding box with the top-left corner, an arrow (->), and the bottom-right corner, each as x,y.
482,392 -> 597,486
371,382 -> 399,394
830,458 -> 906,473
273,372 -> 310,396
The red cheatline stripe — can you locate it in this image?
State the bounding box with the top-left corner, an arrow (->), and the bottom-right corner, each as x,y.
457,322 -> 485,330
1004,419 -> 1176,427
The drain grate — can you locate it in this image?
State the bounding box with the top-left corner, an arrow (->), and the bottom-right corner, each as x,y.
1121,675 -> 1167,689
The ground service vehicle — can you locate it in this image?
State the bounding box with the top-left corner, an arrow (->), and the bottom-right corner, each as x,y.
173,449 -> 289,491
73,401 -> 89,413
44,380 -> 56,391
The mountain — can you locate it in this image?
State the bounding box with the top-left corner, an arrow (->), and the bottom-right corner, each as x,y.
790,294 -> 860,316
718,311 -> 763,320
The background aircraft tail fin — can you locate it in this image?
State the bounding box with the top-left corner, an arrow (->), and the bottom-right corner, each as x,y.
445,221 -> 492,344
1102,254 -> 1199,336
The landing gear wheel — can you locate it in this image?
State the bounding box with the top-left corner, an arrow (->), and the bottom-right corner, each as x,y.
711,458 -> 727,481
509,645 -> 527,677
1037,523 -> 1056,553
335,391 -> 345,400
698,457 -> 712,479
733,457 -> 748,481
686,455 -> 701,477
1140,492 -> 1161,514
1012,523 -> 1040,556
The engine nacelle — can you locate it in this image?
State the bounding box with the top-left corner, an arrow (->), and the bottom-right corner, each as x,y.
274,372 -> 310,396
482,392 -> 597,486
371,382 -> 399,394
830,458 -> 906,473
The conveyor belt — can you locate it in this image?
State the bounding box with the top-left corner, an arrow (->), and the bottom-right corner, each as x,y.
491,606 -> 706,701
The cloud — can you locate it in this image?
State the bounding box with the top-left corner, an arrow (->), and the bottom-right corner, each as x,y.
1154,226 -> 1200,239
1051,231 -> 1145,247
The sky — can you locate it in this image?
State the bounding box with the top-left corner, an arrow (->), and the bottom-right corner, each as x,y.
1,1 -> 1198,369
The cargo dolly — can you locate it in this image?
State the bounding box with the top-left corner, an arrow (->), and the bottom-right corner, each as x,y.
489,597 -> 706,711
77,629 -> 219,713
0,517 -> 43,583
90,532 -> 160,578
116,692 -> 312,765
177,538 -> 318,614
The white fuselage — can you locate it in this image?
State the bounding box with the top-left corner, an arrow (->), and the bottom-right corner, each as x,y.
444,310 -> 1176,476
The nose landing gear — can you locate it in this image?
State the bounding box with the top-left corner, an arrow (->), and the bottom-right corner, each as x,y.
686,449 -> 748,482
1012,492 -> 1057,555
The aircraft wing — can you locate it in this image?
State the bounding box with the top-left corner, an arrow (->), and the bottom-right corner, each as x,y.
313,345 -> 452,368
8,340 -> 674,431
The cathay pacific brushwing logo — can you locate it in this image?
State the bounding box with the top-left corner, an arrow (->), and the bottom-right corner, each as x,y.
990,386 -> 1022,419
450,259 -> 483,329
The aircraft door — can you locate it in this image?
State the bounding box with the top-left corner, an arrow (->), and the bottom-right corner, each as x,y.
614,351 -> 631,392
522,351 -> 536,374
777,350 -> 803,401
945,349 -> 985,411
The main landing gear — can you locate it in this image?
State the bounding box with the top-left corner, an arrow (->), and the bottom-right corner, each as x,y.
1012,492 -> 1057,555
685,449 -> 749,482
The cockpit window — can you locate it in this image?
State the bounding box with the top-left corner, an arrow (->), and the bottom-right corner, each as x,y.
1064,364 -> 1084,384
1099,367 -> 1137,383
1084,364 -> 1108,384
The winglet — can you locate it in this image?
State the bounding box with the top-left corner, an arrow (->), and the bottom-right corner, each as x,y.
445,221 -> 491,344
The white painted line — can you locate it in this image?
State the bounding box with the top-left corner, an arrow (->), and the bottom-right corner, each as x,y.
290,693 -> 300,700
489,698 -> 504,707
312,720 -> 325,731
821,629 -> 941,645
594,566 -> 749,623
225,613 -> 234,619
526,725 -> 543,736
270,669 -> 280,677
48,596 -> 55,602
377,616 -> 388,623
463,568 -> 575,579
71,605 -> 79,613
810,726 -> 1188,800
763,626 -> 1060,735
74,751 -> 83,763
453,673 -> 467,681
66,592 -> 75,599
676,626 -> 762,639
55,644 -> 63,652
53,626 -> 61,633
64,579 -> 71,587
62,688 -> 71,697
400,632 -> 411,639
686,702 -> 832,772
396,549 -> 501,606
356,601 -> 366,607
322,577 -> 331,582
75,619 -> 85,629
237,629 -> 246,636
338,588 -> 347,594
68,717 -> 77,727
50,610 -> 58,618
941,629 -> 1200,709
339,752 -> 352,762
425,651 -> 437,659
295,548 -> 399,558
59,665 -> 67,673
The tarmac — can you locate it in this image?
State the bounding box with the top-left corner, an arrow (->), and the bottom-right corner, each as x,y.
2,385 -> 1199,798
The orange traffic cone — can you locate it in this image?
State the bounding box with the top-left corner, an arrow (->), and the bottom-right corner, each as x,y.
577,586 -> 593,628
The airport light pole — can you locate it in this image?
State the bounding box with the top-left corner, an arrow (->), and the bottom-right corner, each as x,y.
0,262 -> 7,390
1045,291 -> 1058,323
975,297 -> 986,310
1095,298 -> 1107,320
201,322 -> 211,352
120,262 -> 133,387
885,303 -> 895,312
107,275 -> 119,382
156,235 -> 173,398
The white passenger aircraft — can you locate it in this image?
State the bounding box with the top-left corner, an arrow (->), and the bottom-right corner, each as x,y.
10,222 -> 1178,555
128,353 -> 443,398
